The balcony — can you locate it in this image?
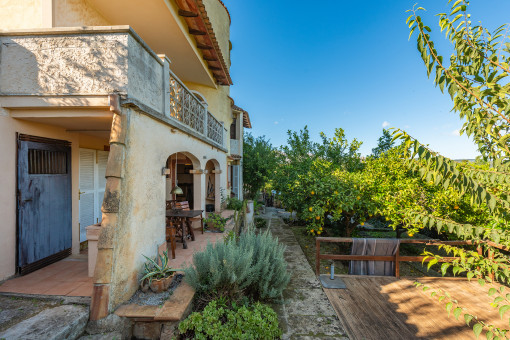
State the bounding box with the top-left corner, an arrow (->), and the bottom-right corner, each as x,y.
0,26 -> 226,151
169,71 -> 224,147
230,139 -> 241,157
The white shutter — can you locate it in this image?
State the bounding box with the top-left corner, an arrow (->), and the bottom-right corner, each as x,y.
232,165 -> 239,198
79,148 -> 110,242
96,151 -> 109,223
79,149 -> 95,242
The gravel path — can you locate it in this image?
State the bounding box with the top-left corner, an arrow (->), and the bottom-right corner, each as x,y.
263,208 -> 349,340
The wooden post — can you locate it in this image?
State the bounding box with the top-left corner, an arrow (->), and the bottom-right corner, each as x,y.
488,248 -> 495,281
395,243 -> 400,279
315,239 -> 320,276
476,244 -> 483,278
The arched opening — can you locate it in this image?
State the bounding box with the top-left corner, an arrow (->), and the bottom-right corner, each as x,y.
165,152 -> 200,209
205,159 -> 221,212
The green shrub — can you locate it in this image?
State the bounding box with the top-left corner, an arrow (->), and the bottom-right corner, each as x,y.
254,217 -> 267,229
184,230 -> 290,302
226,197 -> 243,211
204,213 -> 229,232
179,299 -> 282,340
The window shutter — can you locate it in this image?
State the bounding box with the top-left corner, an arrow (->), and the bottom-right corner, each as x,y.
232,165 -> 239,198
79,149 -> 95,242
96,151 -> 109,222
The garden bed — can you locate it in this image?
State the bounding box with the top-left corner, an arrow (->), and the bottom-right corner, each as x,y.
115,278 -> 194,322
127,274 -> 183,306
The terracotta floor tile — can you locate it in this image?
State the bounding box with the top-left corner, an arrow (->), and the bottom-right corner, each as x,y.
44,281 -> 82,296
67,282 -> 93,297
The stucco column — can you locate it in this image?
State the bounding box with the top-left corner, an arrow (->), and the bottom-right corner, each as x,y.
214,170 -> 221,212
190,170 -> 203,211
90,111 -> 127,320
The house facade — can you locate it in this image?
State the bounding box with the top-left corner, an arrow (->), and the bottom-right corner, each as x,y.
0,0 -> 250,319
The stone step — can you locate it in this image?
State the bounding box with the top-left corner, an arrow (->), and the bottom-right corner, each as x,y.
0,305 -> 89,340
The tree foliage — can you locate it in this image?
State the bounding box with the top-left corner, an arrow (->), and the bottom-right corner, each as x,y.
372,129 -> 395,157
272,127 -> 373,236
401,1 -> 510,337
242,133 -> 278,199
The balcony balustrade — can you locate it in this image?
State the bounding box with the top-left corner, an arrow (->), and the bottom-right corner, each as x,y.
230,138 -> 241,156
169,70 -> 224,148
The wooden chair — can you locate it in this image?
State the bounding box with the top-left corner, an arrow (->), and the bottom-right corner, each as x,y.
165,218 -> 177,259
175,201 -> 204,234
166,200 -> 177,210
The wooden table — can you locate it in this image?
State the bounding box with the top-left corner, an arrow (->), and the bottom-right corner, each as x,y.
166,209 -> 204,249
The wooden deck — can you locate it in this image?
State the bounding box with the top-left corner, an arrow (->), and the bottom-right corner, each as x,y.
324,276 -> 506,340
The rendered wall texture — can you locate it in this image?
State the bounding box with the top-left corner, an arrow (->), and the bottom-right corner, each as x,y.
0,33 -> 129,95
101,107 -> 227,310
0,0 -> 44,30
54,0 -> 110,27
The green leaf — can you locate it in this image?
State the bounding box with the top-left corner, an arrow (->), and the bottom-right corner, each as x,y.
464,313 -> 473,326
446,302 -> 454,316
488,288 -> 497,296
428,258 -> 438,270
473,323 -> 483,338
453,307 -> 462,320
498,305 -> 510,319
441,263 -> 450,276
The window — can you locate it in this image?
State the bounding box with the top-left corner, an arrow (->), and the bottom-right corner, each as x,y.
28,149 -> 68,174
230,118 -> 237,139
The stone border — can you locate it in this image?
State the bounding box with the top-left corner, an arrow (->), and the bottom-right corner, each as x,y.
114,282 -> 195,322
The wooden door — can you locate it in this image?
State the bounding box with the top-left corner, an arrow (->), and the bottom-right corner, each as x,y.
17,135 -> 72,275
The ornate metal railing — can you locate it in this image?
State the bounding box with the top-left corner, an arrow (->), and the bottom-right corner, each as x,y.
168,70 -> 224,148
207,112 -> 223,146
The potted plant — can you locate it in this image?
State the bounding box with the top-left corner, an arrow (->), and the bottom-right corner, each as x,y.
140,251 -> 181,293
204,213 -> 229,232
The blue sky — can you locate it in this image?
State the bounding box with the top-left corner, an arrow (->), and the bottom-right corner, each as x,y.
223,0 -> 510,159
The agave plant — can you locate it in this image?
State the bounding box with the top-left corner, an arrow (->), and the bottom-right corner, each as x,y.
140,251 -> 181,284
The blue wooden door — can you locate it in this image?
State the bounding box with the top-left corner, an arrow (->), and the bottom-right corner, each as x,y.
17,135 -> 72,274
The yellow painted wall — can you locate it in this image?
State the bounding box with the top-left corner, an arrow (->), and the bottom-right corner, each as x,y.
0,0 -> 110,30
54,0 -> 110,27
202,0 -> 230,66
0,0 -> 44,29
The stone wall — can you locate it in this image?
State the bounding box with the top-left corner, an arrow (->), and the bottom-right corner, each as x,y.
0,31 -> 129,95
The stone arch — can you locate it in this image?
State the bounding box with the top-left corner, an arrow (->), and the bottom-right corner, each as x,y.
165,151 -> 202,211
205,159 -> 221,212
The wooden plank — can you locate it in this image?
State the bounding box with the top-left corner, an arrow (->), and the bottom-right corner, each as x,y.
324,276 -> 510,340
326,281 -> 385,339
189,28 -> 206,35
355,277 -> 416,339
320,254 -> 395,261
395,243 -> 400,278
178,9 -> 198,17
